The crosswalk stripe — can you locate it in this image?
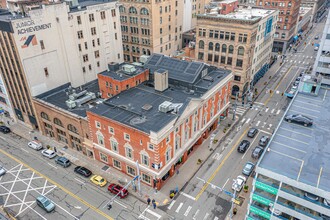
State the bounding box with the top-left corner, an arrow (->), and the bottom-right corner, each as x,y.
276,110 -> 281,114
203,213 -> 210,220
241,118 -> 246,123
271,109 -> 275,114
246,118 -> 251,124
175,203 -> 183,213
214,217 -> 219,220
168,200 -> 175,210
184,206 -> 192,216
256,121 -> 260,126
193,209 -> 200,220
265,108 -> 269,113
268,124 -> 272,130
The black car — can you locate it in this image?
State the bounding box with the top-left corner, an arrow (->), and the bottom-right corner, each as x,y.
285,114 -> 313,127
237,140 -> 251,153
251,146 -> 264,159
259,136 -> 270,147
74,166 -> 92,177
0,126 -> 10,134
247,128 -> 258,138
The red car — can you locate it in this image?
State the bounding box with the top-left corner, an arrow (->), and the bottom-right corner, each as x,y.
108,184 -> 128,198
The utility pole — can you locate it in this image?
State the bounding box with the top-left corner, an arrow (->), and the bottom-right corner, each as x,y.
136,160 -> 141,194
229,183 -> 237,220
232,92 -> 239,120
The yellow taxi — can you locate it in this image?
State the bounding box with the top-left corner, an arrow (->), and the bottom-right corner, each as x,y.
90,175 -> 107,187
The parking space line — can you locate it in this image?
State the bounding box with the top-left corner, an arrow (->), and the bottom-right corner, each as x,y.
297,161 -> 305,181
317,167 -> 323,188
269,149 -> 302,161
294,100 -> 321,107
279,127 -> 312,137
47,163 -> 57,169
272,141 -> 307,153
276,134 -> 309,145
291,104 -> 320,112
287,109 -> 318,118
298,96 -> 323,103
283,121 -> 314,130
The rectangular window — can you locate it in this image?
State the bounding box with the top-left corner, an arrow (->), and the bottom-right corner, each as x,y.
111,9 -> 116,17
97,38 -> 100,46
142,173 -> 151,184
124,133 -> 130,141
127,166 -> 136,176
148,143 -> 154,150
95,50 -> 100,58
227,57 -> 232,65
198,52 -> 204,60
214,30 -> 219,38
89,14 -> 95,22
88,64 -> 91,70
209,30 -> 214,38
220,31 -> 224,39
108,126 -> 114,134
214,55 -> 219,62
100,152 -> 108,163
230,32 -> 235,41
78,44 -> 81,51
111,139 -> 118,152
225,32 -> 230,40
236,59 -> 243,67
77,16 -> 81,25
91,27 -> 96,35
234,75 -> 241,81
208,54 -> 213,62
85,42 -> 88,49
83,54 -> 88,62
95,121 -> 101,128
100,11 -> 106,19
141,154 -> 149,166
113,159 -> 121,170
221,56 -> 226,64
77,31 -> 83,39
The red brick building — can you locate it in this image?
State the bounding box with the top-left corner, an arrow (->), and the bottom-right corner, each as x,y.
86,54 -> 233,189
98,63 -> 149,98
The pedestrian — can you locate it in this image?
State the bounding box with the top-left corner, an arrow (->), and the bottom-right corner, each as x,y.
176,169 -> 179,175
175,186 -> 179,194
147,198 -> 151,205
152,200 -> 156,209
7,120 -> 9,126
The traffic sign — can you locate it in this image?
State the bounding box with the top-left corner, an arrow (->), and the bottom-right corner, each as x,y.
223,190 -> 233,197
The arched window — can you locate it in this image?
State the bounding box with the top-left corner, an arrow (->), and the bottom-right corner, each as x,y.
228,45 -> 234,54
54,118 -> 63,127
129,7 -> 137,14
41,112 -> 49,121
68,124 -> 79,134
119,6 -> 126,13
215,43 -> 220,52
208,42 -> 214,50
140,150 -> 150,166
199,40 -> 204,49
142,48 -> 147,55
222,44 -> 227,53
238,46 -> 245,56
147,49 -> 151,55
140,8 -> 149,15
232,85 -> 240,96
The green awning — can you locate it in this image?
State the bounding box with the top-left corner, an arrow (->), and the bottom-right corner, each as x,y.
252,194 -> 273,206
249,206 -> 271,219
255,181 -> 278,195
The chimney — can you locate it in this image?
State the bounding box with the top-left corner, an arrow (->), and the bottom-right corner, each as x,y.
154,69 -> 168,92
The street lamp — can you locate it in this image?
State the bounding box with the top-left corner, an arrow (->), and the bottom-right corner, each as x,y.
232,92 -> 240,121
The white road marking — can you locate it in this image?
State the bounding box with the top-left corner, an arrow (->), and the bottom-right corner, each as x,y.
203,213 -> 210,220
268,124 -> 272,130
184,206 -> 192,216
271,109 -> 275,114
260,129 -> 273,135
245,118 -> 251,124
18,172 -> 35,213
242,135 -> 259,159
222,178 -> 229,189
262,122 -> 266,128
74,206 -> 82,209
138,207 -> 151,220
0,136 -> 5,140
74,178 -> 85,185
276,110 -> 281,114
175,202 -> 183,213
212,153 -> 222,161
241,118 -> 246,123
214,217 -> 219,220
47,163 -> 57,169
114,200 -> 127,209
20,148 -> 29,153
265,108 -> 269,113
168,200 -> 176,209
193,210 -> 200,220
276,90 -> 280,94
146,208 -> 161,219
180,192 -> 196,201
254,102 -> 264,105
256,121 -> 260,126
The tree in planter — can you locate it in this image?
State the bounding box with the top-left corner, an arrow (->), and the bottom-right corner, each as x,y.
233,207 -> 237,215
243,185 -> 249,192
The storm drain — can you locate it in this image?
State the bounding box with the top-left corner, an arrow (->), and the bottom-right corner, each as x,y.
102,165 -> 109,171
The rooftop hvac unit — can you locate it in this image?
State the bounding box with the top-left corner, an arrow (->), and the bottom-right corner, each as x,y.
158,101 -> 172,113
69,90 -> 87,101
122,64 -> 136,73
140,55 -> 150,64
66,99 -> 76,109
75,92 -> 96,106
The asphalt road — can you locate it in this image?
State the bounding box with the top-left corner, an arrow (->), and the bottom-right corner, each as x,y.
162,20 -> 326,220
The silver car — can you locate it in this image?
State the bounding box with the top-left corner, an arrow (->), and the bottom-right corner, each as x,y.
242,162 -> 255,176
0,166 -> 6,176
41,149 -> 57,159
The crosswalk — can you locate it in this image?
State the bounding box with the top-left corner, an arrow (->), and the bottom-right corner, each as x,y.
231,104 -> 282,116
167,200 -> 221,220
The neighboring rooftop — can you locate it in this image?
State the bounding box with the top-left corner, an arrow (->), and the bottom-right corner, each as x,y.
69,0 -> 116,12
90,54 -> 231,133
99,63 -> 147,82
35,80 -> 101,118
258,87 -> 330,191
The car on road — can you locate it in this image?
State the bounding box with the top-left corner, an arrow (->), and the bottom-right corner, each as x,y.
28,140 -> 43,150
90,175 -> 107,187
74,166 -> 92,177
259,136 -> 270,147
315,46 -> 319,51
36,195 -> 55,212
0,125 -> 10,134
285,114 -> 313,127
108,183 -> 129,198
251,146 -> 264,159
41,149 -> 57,159
242,162 -> 255,176
232,175 -> 246,192
55,156 -> 71,168
247,128 -> 258,138
0,165 -> 6,176
237,140 -> 251,153
315,35 -> 319,40
304,192 -> 319,201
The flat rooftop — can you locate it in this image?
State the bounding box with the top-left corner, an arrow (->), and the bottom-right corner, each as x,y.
259,88 -> 330,191
199,8 -> 275,21
36,80 -> 101,118
99,63 -> 147,82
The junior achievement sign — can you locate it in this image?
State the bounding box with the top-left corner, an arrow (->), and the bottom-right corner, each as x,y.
15,20 -> 52,35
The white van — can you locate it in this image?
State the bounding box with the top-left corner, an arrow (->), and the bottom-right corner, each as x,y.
28,140 -> 43,150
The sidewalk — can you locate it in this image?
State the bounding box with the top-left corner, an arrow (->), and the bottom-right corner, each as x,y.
3,113 -> 239,208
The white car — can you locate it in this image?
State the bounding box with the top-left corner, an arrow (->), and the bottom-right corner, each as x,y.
28,140 -> 43,150
41,149 -> 56,159
0,166 -> 6,176
232,175 -> 247,192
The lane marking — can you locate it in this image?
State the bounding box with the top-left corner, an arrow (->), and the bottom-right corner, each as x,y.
47,163 -> 57,169
203,213 -> 210,220
114,200 -> 127,209
267,124 -> 272,130
168,200 -> 175,209
222,178 -> 229,189
0,136 -> 5,140
214,217 -> 219,220
0,149 -> 113,220
241,118 -> 246,123
245,118 -> 251,124
180,192 -> 196,201
184,206 -> 192,216
175,202 -> 183,213
21,148 -> 29,153
271,109 -> 275,114
74,178 -> 86,185
195,128 -> 249,200
256,121 -> 260,126
146,209 -> 161,219
260,129 -> 272,135
193,209 -> 200,220
265,108 -> 269,113
242,134 -> 259,159
276,110 -> 281,115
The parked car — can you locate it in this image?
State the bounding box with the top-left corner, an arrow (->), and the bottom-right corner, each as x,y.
304,192 -> 319,201
74,166 -> 92,177
0,126 -> 10,134
324,198 -> 330,207
36,195 -> 55,212
315,46 -> 319,51
55,157 -> 71,168
28,140 -> 43,150
0,166 -> 6,176
251,146 -> 264,159
90,175 -> 107,187
108,183 -> 129,198
259,136 -> 270,147
232,175 -> 247,192
315,35 -> 319,40
237,140 -> 251,153
242,162 -> 255,176
247,128 -> 258,138
285,114 -> 313,127
41,149 -> 56,159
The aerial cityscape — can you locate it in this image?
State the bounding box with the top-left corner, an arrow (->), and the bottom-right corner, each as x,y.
0,0 -> 329,219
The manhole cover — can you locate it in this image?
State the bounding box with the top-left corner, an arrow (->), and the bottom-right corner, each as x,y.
101,165 -> 109,171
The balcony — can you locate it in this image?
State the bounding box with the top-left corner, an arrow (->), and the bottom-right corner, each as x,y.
275,200 -> 319,220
